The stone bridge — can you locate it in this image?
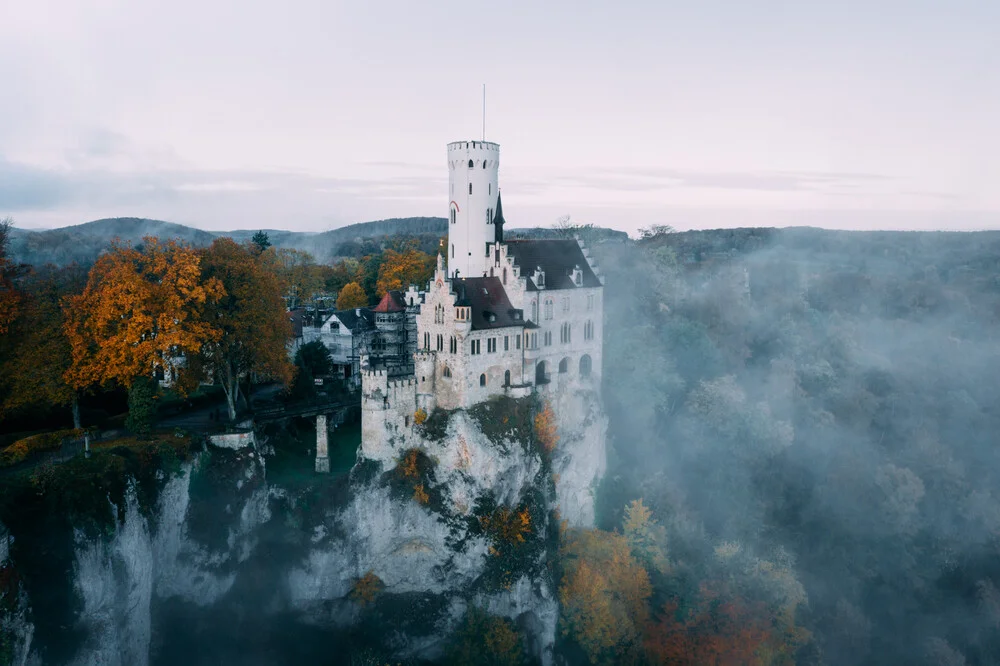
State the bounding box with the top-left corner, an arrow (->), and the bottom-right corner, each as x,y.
251,397 -> 361,473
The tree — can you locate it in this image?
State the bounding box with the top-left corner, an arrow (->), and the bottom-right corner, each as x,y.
1,266 -> 86,427
643,582 -> 774,666
63,237 -> 224,396
336,281 -> 368,310
189,237 -> 293,421
250,230 -> 272,254
264,247 -> 324,309
447,608 -> 527,666
289,340 -> 333,400
375,245 -> 433,298
622,499 -> 670,575
559,528 -> 652,665
0,217 -> 26,335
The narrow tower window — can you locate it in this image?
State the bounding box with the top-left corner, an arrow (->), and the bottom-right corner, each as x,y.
468,159 -> 474,168
469,182 -> 472,195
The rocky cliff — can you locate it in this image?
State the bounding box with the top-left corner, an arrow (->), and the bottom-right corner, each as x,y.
0,389 -> 606,665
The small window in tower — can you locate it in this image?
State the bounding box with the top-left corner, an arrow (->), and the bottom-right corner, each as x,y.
468,159 -> 474,168
483,162 -> 486,169
489,183 -> 491,194
451,244 -> 455,258
469,182 -> 472,195
480,373 -> 486,387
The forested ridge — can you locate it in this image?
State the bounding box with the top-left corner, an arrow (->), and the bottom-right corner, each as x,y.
590,226 -> 1000,665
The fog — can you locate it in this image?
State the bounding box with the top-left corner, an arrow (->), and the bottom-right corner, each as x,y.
595,227 -> 1000,665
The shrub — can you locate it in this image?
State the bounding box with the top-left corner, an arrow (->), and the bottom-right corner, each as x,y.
0,428 -> 89,468
413,408 -> 427,425
350,570 -> 385,607
534,401 -> 559,454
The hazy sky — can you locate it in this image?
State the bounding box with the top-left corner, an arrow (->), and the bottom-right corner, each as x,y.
1,0 -> 998,235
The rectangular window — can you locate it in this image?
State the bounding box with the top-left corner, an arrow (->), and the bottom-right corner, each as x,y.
587,294 -> 594,311
562,297 -> 570,312
504,335 -> 509,351
485,242 -> 491,257
437,334 -> 443,351
487,338 -> 496,353
451,244 -> 455,258
471,339 -> 481,355
516,335 -> 521,350
424,332 -> 430,350
544,331 -> 552,346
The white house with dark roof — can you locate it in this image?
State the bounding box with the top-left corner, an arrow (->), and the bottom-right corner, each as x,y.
361,138 -> 604,458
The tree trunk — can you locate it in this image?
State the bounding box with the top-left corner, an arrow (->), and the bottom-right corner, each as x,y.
71,394 -> 82,430
222,365 -> 238,422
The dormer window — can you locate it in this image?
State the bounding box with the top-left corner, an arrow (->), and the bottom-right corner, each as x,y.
572,265 -> 583,286
536,267 -> 545,288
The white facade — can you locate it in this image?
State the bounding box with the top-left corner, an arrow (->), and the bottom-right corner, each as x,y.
361,138 -> 605,462
447,140 -> 500,279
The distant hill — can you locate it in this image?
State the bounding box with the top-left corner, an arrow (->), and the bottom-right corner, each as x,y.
8,217 -> 450,267
9,216 -> 627,267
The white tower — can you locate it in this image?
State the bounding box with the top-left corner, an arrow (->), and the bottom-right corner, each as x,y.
447,140 -> 500,279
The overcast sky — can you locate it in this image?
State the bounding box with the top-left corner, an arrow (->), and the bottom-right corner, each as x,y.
1,0 -> 998,235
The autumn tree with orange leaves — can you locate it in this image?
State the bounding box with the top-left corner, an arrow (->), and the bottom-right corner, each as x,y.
643,581 -> 775,666
534,400 -> 559,454
375,246 -> 433,298
558,528 -> 652,665
336,281 -> 368,310
184,237 -> 293,421
63,237 -> 224,401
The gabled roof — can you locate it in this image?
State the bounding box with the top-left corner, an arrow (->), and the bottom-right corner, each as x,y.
452,277 -> 525,331
373,290 -> 407,313
333,307 -> 374,332
505,239 -> 602,291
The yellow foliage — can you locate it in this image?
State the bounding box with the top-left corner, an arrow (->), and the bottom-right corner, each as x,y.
559,528 -> 652,665
413,408 -> 428,425
375,247 -> 433,298
623,499 -> 671,575
336,281 -> 368,310
413,483 -> 430,505
480,506 -> 532,550
400,448 -> 420,479
0,428 -> 87,468
350,570 -> 384,607
534,401 -> 559,454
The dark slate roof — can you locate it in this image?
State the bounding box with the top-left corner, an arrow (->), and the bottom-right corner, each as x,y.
288,308 -> 306,338
452,277 -> 526,331
504,239 -> 602,290
334,307 -> 374,332
373,290 -> 407,313
492,191 -> 506,243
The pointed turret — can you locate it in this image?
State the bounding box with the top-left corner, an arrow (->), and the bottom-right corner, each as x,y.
493,190 -> 506,243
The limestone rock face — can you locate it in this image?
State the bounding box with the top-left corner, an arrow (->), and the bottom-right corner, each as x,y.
549,383 -> 608,527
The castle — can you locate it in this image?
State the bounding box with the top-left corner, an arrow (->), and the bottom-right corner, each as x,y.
360,139 -> 604,461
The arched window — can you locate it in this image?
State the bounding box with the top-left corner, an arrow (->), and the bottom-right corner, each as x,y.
544,299 -> 554,320
443,365 -> 451,378
579,354 -> 592,377
468,159 -> 474,168
449,336 -> 457,353
450,208 -> 456,224
424,332 -> 430,350
559,357 -> 569,373
437,334 -> 443,351
584,320 -> 594,340
535,361 -> 547,385
480,373 -> 487,387
531,301 -> 538,321
504,369 -> 511,386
